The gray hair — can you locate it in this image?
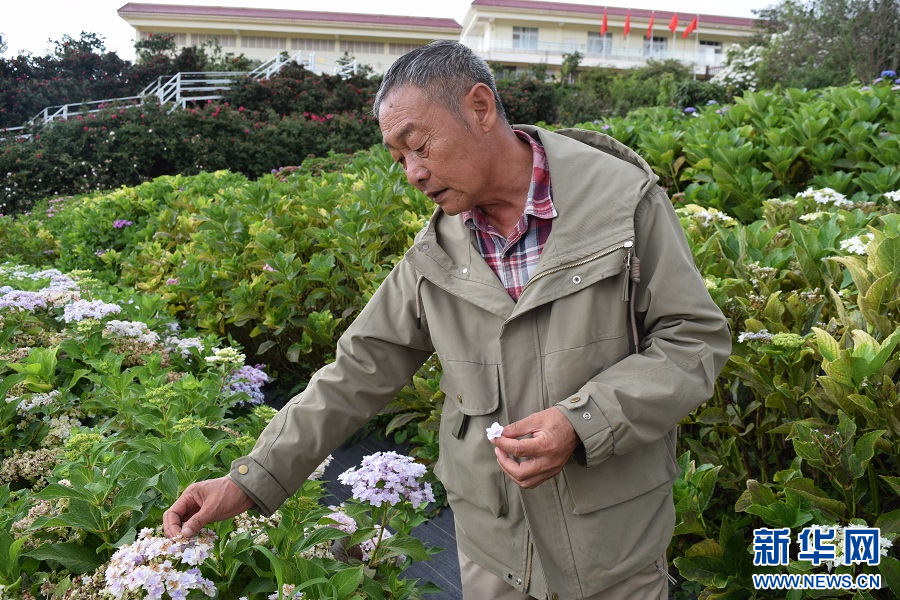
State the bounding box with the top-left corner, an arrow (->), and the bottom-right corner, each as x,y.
372,40 -> 508,124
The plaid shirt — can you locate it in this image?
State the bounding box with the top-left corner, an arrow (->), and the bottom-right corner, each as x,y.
462,130 -> 556,301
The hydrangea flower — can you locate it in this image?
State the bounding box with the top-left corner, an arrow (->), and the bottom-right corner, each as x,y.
796,187 -> 853,209
225,364 -> 271,406
880,70 -> 897,79
104,528 -> 217,599
165,336 -> 205,359
770,333 -> 805,349
737,329 -> 775,344
486,422 -> 504,440
0,290 -> 49,312
61,299 -> 122,322
683,106 -> 698,114
103,319 -> 160,343
205,347 -> 245,366
112,219 -> 133,229
839,234 -> 873,256
338,451 -> 434,509
323,506 -> 358,534
884,190 -> 900,203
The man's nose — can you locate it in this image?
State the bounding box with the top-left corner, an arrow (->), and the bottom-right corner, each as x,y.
405,156 -> 429,187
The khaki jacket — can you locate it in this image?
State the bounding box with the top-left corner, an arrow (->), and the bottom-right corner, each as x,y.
230,126 -> 732,599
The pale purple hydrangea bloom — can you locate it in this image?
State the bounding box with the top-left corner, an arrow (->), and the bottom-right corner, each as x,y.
165,336 -> 205,358
486,422 -> 504,440
166,278 -> 179,285
737,329 -> 775,344
338,451 -> 434,509
104,528 -> 216,599
360,525 -> 403,563
308,455 -> 333,481
113,219 -> 133,229
0,290 -> 49,312
268,585 -> 304,600
61,299 -> 122,322
104,320 -> 160,343
323,507 -> 358,534
226,364 -> 271,406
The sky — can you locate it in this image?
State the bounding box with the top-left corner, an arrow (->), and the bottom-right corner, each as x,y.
1,0 -> 777,61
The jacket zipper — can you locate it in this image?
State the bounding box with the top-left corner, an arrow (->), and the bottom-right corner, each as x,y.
520,239 -> 635,296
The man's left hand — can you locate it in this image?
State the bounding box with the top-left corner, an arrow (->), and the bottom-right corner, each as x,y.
491,408 -> 579,489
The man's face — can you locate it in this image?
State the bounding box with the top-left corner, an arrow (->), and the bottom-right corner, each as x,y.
379,85 -> 491,216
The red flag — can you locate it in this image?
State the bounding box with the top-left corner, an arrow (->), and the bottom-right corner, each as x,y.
600,8 -> 608,35
623,10 -> 631,36
682,16 -> 698,38
646,11 -> 655,39
669,14 -> 679,33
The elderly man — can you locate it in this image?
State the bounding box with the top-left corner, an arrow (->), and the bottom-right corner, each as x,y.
164,40 -> 731,600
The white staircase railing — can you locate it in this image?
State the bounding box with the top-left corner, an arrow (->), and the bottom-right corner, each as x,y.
1,50 -> 336,136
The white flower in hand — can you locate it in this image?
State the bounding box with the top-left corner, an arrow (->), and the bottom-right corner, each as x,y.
486,422 -> 504,440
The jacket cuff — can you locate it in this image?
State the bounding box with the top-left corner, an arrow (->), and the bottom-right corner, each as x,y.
228,456 -> 289,517
554,394 -> 615,467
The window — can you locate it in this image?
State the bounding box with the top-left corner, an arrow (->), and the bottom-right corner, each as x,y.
141,31 -> 187,46
193,34 -> 236,47
642,36 -> 667,57
587,32 -> 612,54
292,38 -> 335,52
698,40 -> 723,64
389,43 -> 422,55
242,36 -> 287,50
512,26 -> 539,50
339,41 -> 385,54
699,40 -> 723,54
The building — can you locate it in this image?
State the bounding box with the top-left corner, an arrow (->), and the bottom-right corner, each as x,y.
116,3 -> 463,75
117,1 -> 759,78
462,0 -> 757,78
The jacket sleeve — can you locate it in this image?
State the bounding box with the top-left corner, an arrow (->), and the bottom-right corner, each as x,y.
228,258 -> 434,515
554,186 -> 731,468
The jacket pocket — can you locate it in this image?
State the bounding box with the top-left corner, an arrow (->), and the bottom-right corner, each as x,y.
434,360 -> 508,517
559,431 -> 679,514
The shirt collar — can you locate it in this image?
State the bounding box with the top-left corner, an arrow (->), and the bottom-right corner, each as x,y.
462,130 -> 556,231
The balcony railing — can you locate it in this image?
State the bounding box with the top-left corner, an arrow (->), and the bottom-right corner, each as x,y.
462,36 -> 725,68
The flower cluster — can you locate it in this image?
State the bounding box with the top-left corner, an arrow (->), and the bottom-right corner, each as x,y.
112,219 -> 133,229
806,524 -> 894,571
737,329 -> 775,344
323,506 -> 358,534
104,528 -> 217,600
266,585 -> 304,600
0,290 -> 49,312
677,204 -> 735,227
103,319 -> 160,344
165,335 -> 205,358
839,233 -> 873,256
308,454 -> 333,481
205,346 -> 245,367
0,448 -> 58,488
225,364 -> 271,406
796,187 -> 853,209
60,299 -> 122,323
231,511 -> 282,545
338,451 -> 434,509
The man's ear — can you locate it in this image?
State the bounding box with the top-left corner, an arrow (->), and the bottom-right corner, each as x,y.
464,83 -> 499,133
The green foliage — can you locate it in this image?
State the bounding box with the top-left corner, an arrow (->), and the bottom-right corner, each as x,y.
0,264 -> 440,598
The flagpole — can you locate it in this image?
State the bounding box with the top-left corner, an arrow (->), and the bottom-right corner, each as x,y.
694,14 -> 700,80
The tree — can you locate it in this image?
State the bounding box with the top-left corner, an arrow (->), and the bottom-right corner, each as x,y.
560,50 -> 583,85
0,33 -> 7,54
752,0 -> 900,88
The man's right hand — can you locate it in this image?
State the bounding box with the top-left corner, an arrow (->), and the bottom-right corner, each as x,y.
163,476 -> 255,538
